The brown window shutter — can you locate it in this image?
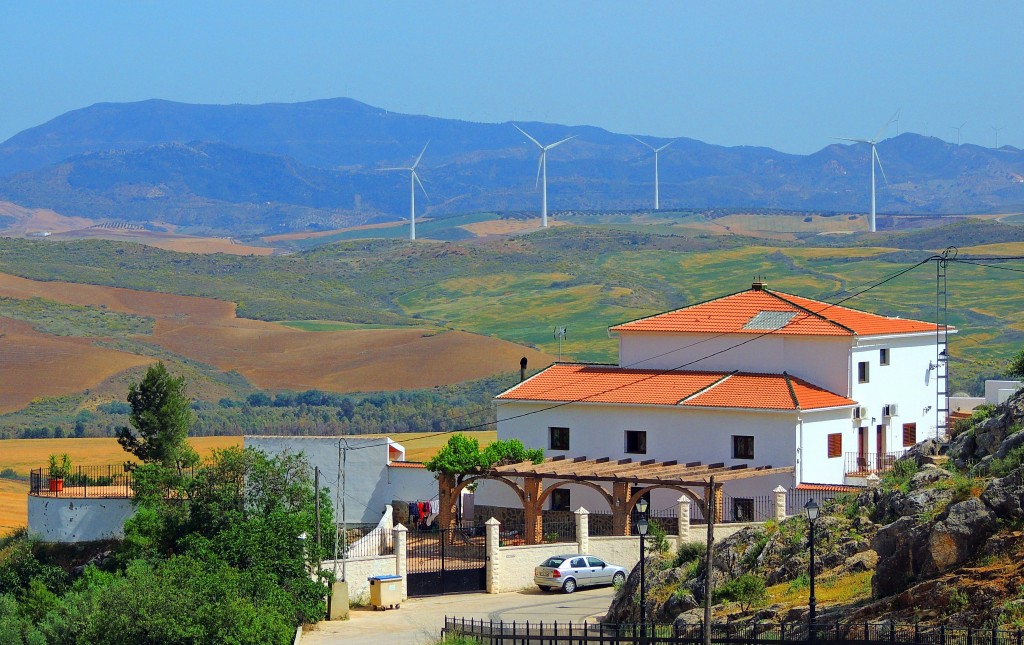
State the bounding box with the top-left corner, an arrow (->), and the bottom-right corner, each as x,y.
827,433 -> 842,458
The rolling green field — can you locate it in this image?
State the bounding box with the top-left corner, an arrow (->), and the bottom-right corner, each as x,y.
0,296 -> 154,337
1,215 -> 1023,403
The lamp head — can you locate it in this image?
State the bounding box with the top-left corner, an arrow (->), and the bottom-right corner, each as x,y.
637,498 -> 649,514
803,498 -> 820,522
636,517 -> 649,536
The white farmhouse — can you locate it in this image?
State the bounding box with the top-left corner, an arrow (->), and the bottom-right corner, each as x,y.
479,281 -> 950,519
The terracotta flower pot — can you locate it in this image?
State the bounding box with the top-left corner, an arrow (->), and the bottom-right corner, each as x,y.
48,478 -> 64,493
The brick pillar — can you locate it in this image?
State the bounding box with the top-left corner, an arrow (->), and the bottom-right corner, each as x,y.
612,481 -> 630,536
715,485 -> 724,523
575,507 -> 589,555
677,496 -> 691,543
523,477 -> 543,545
393,523 -> 408,599
485,517 -> 500,593
773,485 -> 787,522
437,473 -> 457,538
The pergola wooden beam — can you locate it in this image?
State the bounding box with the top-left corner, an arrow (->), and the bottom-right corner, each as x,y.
492,457 -> 793,487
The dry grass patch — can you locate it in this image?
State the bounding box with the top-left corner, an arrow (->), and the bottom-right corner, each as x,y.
765,570 -> 874,609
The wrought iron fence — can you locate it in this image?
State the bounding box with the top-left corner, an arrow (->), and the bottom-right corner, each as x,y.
845,450 -> 907,475
785,489 -> 852,517
444,617 -> 1024,644
690,495 -> 774,524
29,464 -> 134,498
341,524 -> 394,558
497,519 -> 577,546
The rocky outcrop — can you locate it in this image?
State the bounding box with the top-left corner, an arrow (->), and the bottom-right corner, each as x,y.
948,390 -> 1024,470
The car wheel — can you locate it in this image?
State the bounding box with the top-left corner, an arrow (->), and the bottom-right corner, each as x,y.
538,585 -> 551,592
612,572 -> 625,587
562,578 -> 577,594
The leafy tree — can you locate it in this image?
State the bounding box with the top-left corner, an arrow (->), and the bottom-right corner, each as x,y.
426,433 -> 543,484
1009,348 -> 1024,379
713,572 -> 768,611
116,362 -> 198,470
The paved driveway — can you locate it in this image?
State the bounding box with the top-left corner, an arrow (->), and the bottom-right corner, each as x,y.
301,586 -> 616,645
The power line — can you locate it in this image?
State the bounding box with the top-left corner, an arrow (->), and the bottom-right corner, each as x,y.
339,255 -> 939,454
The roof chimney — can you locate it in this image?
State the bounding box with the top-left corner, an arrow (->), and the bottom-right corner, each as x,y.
520,356 -> 528,382
752,277 -> 767,291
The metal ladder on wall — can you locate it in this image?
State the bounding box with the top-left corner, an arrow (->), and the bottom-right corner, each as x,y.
935,248 -> 955,440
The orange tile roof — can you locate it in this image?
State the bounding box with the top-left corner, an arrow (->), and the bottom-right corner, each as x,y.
795,483 -> 862,492
610,286 -> 943,337
388,461 -> 427,469
497,364 -> 855,411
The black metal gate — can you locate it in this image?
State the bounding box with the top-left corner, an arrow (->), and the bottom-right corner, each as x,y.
407,526 -> 486,596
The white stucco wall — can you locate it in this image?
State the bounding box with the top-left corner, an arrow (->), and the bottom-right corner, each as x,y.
493,525 -> 764,592
617,333 -> 852,395
245,436 -> 436,525
28,497 -> 135,543
482,401 -> 801,509
850,333 -> 941,447
798,407 -> 861,484
322,555 -> 398,602
986,380 -> 1023,404
497,543 -> 579,592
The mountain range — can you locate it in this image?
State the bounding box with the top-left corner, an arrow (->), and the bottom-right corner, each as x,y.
1,98 -> 1023,235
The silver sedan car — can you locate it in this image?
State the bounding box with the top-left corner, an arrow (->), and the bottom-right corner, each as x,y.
534,554 -> 627,593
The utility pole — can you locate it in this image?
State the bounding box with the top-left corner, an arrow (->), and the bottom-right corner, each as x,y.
702,477 -> 716,645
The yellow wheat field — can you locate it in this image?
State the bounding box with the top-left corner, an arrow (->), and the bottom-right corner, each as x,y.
0,432 -> 494,534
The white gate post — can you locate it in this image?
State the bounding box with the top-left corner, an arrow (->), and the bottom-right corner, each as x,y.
677,496 -> 691,543
485,517 -> 500,593
773,486 -> 787,522
575,507 -> 589,554
393,523 -> 408,599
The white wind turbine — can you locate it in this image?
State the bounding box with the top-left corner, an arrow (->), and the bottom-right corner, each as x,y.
381,142 -> 429,240
951,122 -> 967,146
992,125 -> 1007,149
513,124 -> 576,227
836,110 -> 899,233
631,136 -> 676,210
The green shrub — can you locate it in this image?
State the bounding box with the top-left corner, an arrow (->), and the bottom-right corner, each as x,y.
646,520 -> 670,554
713,573 -> 767,610
881,459 -> 919,492
990,446 -> 1024,478
673,542 -> 704,569
788,572 -> 809,592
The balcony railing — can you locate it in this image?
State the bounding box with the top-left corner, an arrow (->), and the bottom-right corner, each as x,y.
29,464 -> 134,498
844,450 -> 906,476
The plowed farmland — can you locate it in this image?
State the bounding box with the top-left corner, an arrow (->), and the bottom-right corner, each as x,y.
0,272 -> 554,412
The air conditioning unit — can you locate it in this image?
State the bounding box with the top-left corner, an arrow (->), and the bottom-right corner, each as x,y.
883,403 -> 899,417
852,406 -> 868,424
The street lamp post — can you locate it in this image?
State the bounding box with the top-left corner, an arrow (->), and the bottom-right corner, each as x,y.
636,498 -> 649,643
803,499 -> 819,642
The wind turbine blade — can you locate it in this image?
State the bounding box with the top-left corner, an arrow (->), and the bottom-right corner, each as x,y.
413,170 -> 428,200
873,108 -> 902,141
412,141 -> 429,169
535,152 -> 544,189
835,137 -> 871,144
512,123 -> 543,149
379,167 -> 410,172
874,147 -> 890,186
630,135 -> 655,151
544,135 -> 576,150
655,139 -> 678,153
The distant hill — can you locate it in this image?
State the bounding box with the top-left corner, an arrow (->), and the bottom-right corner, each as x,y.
1,98 -> 1023,235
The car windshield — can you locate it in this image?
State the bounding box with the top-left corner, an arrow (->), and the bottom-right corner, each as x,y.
541,557 -> 566,567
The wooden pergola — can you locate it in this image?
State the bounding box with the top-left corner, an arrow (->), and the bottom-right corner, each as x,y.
436,456 -> 794,544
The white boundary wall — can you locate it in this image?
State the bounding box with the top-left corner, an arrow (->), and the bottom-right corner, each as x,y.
28,497 -> 135,543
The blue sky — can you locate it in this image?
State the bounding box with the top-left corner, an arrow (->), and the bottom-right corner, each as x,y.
3,2 -> 1022,153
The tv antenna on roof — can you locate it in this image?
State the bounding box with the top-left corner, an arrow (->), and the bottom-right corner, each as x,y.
554,326 -> 567,361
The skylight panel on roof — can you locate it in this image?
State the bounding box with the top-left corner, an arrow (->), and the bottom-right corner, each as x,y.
743,311 -> 798,331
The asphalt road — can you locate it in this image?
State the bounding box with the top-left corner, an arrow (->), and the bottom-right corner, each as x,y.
301,586 -> 616,645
